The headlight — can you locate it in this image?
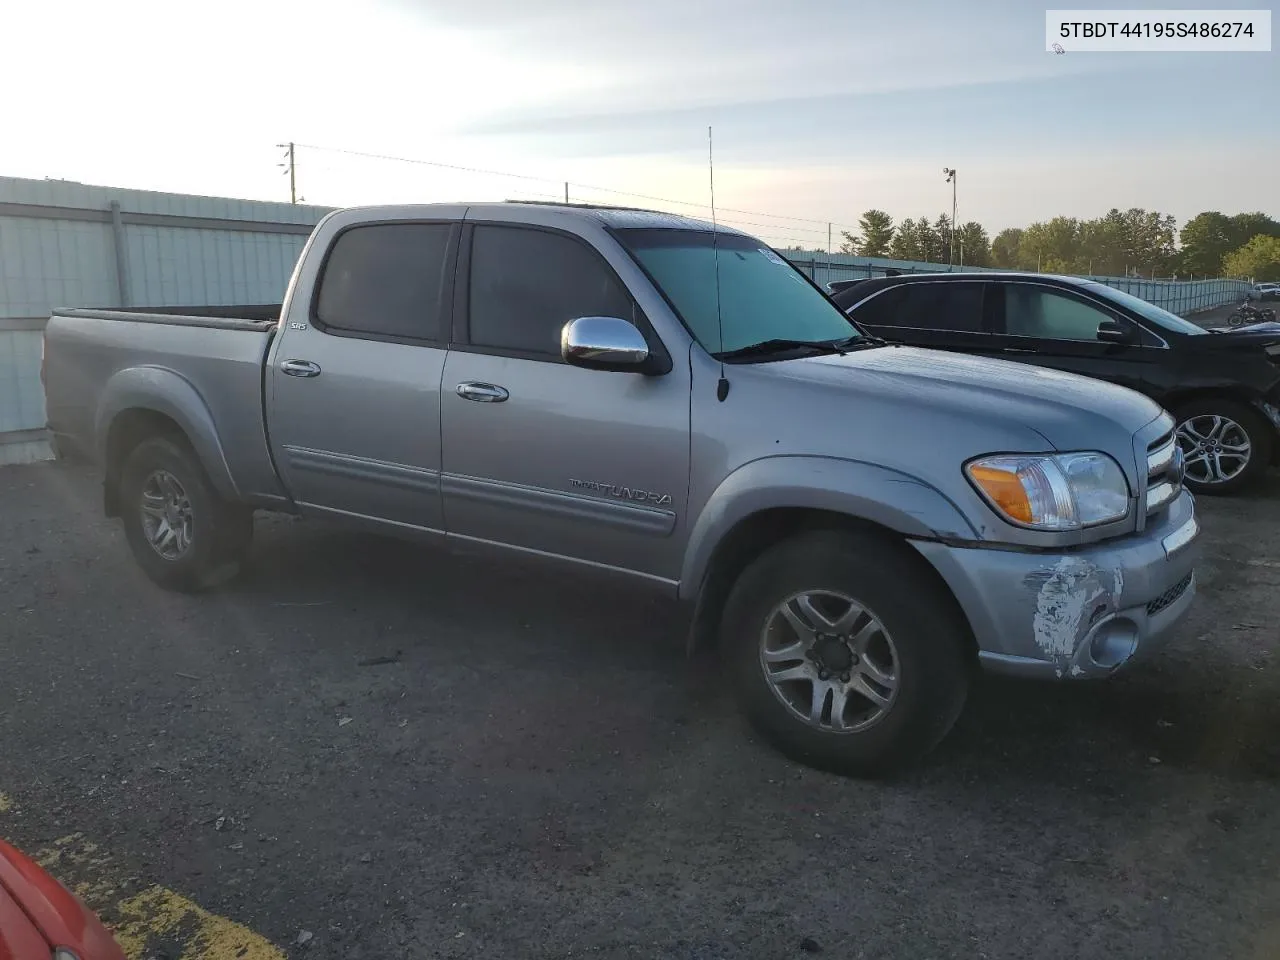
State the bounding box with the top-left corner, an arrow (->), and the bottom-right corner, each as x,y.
966,452 -> 1130,530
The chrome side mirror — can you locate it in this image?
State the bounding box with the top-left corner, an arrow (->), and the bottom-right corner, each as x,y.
561,317 -> 650,371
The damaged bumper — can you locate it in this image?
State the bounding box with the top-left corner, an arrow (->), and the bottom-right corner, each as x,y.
912,490 -> 1200,679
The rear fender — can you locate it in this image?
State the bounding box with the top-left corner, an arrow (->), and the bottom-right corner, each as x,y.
95,366 -> 239,501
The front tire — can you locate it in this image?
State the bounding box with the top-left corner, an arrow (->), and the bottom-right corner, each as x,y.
1174,398 -> 1273,495
721,530 -> 970,777
119,436 -> 253,592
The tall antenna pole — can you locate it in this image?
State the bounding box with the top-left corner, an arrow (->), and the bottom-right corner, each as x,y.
709,126 -> 729,402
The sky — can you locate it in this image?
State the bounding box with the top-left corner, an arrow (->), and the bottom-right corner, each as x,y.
5,0 -> 1277,248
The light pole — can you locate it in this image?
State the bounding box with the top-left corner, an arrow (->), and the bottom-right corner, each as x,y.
942,167 -> 957,266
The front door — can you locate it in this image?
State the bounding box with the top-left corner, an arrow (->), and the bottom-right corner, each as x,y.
986,281 -> 1160,395
440,222 -> 691,582
269,218 -> 459,532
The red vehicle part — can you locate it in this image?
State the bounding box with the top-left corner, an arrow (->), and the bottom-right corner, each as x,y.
0,838 -> 125,960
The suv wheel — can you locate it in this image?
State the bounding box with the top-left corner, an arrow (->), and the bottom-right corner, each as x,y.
120,436 -> 253,592
721,530 -> 970,777
1174,398 -> 1272,495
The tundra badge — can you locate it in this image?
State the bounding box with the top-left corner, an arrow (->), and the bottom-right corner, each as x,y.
570,478 -> 672,506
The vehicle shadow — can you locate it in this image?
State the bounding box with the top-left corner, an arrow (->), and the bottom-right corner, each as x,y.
230,515 -> 1280,786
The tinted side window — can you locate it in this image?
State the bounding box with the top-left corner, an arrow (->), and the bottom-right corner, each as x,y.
847,286 -> 912,327
852,282 -> 985,332
315,223 -> 452,340
468,225 -> 633,356
1005,286 -> 1113,340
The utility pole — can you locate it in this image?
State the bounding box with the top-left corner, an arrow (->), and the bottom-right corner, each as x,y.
828,222 -> 832,255
565,182 -> 569,203
942,167 -> 957,266
277,142 -> 297,204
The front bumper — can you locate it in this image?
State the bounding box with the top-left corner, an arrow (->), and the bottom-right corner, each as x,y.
912,490 -> 1200,679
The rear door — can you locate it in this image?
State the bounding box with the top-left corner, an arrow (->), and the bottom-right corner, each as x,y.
268,217 -> 459,532
439,222 -> 691,581
846,280 -> 993,354
987,281 -> 1162,394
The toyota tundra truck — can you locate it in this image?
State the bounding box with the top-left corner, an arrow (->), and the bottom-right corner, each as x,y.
42,202 -> 1200,774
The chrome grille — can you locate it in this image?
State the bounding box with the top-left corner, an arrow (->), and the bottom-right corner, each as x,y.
1145,430 -> 1183,517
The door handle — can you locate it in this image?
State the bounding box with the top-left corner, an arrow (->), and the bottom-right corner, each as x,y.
455,381 -> 510,403
280,359 -> 322,378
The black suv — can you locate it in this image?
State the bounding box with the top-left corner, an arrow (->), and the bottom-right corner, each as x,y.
831,273 -> 1280,495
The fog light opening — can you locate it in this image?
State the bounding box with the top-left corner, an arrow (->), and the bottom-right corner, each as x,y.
1089,618 -> 1139,669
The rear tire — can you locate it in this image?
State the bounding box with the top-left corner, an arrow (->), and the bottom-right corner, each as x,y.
119,436 -> 253,592
1173,398 -> 1273,496
720,530 -> 970,777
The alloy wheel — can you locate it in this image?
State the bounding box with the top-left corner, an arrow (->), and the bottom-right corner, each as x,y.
759,590 -> 900,733
1176,415 -> 1251,485
139,469 -> 194,560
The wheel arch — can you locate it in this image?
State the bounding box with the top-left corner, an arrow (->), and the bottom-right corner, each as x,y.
97,368 -> 238,517
680,458 -> 980,659
1161,385 -> 1267,413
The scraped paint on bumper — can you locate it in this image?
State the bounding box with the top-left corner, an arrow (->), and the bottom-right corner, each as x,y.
912,491 -> 1200,679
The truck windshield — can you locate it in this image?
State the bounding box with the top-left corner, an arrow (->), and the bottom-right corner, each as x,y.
615,228 -> 860,355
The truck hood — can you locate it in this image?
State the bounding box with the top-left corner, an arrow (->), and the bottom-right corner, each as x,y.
773,345 -> 1163,451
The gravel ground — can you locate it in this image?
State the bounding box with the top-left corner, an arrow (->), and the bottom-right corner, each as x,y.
2,458 -> 1279,960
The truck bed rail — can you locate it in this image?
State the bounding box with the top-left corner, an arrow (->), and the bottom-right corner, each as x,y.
54,307 -> 279,333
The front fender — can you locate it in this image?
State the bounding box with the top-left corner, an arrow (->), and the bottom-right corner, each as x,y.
678,456 -> 979,600
95,365 -> 239,499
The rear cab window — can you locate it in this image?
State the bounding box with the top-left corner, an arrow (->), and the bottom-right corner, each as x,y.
314,222 -> 455,341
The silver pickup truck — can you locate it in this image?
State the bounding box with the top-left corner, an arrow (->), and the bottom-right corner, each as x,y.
43,202 -> 1200,774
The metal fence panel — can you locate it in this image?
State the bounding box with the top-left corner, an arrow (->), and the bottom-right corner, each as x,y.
0,216 -> 118,319
120,226 -> 311,308
780,252 -> 1252,315
0,330 -> 46,464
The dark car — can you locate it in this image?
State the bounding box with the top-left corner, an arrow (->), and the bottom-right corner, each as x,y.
831,272 -> 1280,494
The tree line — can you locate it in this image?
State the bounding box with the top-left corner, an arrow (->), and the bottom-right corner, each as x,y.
823,208 -> 1280,281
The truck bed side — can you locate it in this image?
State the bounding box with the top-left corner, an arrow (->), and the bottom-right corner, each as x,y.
43,308 -> 289,509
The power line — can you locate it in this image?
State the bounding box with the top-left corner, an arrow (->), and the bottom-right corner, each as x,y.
292,142 -> 863,233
